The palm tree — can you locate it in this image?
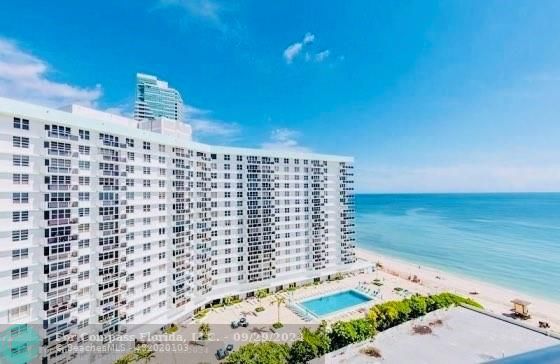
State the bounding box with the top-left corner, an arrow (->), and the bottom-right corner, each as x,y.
198,323 -> 211,340
271,295 -> 286,324
114,352 -> 135,364
256,289 -> 268,302
134,345 -> 155,364
223,296 -> 232,306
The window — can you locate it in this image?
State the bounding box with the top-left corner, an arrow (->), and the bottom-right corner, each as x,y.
13,155 -> 29,167
11,286 -> 28,299
79,161 -> 90,170
13,118 -> 29,130
12,249 -> 29,260
79,145 -> 90,155
143,141 -> 151,150
12,268 -> 29,280
13,174 -> 29,184
79,130 -> 90,140
13,193 -> 29,204
13,136 -> 29,148
12,211 -> 29,222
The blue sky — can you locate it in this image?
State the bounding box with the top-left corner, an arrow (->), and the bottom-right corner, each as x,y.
1,0 -> 560,192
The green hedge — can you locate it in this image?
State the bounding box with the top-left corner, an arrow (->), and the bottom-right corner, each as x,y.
224,342 -> 289,364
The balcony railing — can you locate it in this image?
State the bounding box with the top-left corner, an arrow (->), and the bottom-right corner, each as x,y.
46,131 -> 79,141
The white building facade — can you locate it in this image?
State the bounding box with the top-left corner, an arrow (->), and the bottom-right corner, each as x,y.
0,97 -> 358,363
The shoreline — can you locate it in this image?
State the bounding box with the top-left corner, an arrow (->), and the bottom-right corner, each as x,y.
356,247 -> 560,331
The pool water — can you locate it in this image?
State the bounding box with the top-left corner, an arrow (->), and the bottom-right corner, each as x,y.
299,290 -> 372,317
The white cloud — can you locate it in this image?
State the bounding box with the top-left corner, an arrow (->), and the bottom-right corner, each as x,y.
282,34 -> 335,64
314,49 -> 330,62
303,32 -> 315,44
357,163 -> 560,193
0,38 -> 102,107
184,104 -> 240,138
157,0 -> 225,30
261,128 -> 311,152
283,33 -> 315,64
283,43 -> 304,64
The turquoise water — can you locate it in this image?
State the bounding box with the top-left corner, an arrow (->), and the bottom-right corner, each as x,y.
356,193 -> 560,301
300,290 -> 372,317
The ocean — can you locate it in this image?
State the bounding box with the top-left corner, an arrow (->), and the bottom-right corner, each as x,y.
356,193 -> 560,301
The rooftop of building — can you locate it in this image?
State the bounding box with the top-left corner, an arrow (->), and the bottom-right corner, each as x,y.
136,72 -> 170,88
0,96 -> 353,162
317,306 -> 560,364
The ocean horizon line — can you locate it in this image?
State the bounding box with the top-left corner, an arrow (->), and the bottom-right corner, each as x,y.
355,191 -> 560,196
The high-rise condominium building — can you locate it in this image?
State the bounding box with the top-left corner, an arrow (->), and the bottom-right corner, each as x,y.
134,73 -> 184,122
0,96 -> 360,364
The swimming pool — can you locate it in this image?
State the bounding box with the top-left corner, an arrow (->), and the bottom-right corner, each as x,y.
299,289 -> 373,317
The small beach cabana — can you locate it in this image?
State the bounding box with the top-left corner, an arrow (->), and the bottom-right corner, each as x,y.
511,299 -> 531,319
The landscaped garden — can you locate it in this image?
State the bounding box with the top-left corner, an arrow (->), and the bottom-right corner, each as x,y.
223,292 -> 482,364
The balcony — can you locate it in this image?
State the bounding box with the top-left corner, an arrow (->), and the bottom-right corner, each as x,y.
98,287 -> 119,299
101,258 -> 119,267
101,272 -> 119,283
102,170 -> 119,177
102,214 -> 119,221
46,234 -> 78,244
47,149 -> 71,157
47,167 -> 71,174
46,131 -> 79,141
47,217 -> 78,226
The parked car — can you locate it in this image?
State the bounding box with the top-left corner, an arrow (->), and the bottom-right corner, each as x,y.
230,317 -> 249,329
238,317 -> 249,327
216,348 -> 228,360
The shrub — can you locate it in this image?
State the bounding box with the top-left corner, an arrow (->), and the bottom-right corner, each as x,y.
272,322 -> 284,329
256,289 -> 269,301
255,306 -> 265,313
328,318 -> 376,351
288,325 -> 331,363
288,340 -> 316,364
198,323 -> 210,340
408,294 -> 428,318
224,342 -> 289,364
368,292 -> 482,331
194,309 -> 208,319
163,323 -> 178,334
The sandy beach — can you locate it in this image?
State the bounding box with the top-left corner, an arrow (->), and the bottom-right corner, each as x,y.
356,247 -> 560,332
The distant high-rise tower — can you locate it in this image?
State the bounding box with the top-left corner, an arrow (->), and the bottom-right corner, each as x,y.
134,73 -> 184,122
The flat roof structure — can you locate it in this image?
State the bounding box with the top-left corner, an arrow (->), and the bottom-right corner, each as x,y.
318,307 -> 559,364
